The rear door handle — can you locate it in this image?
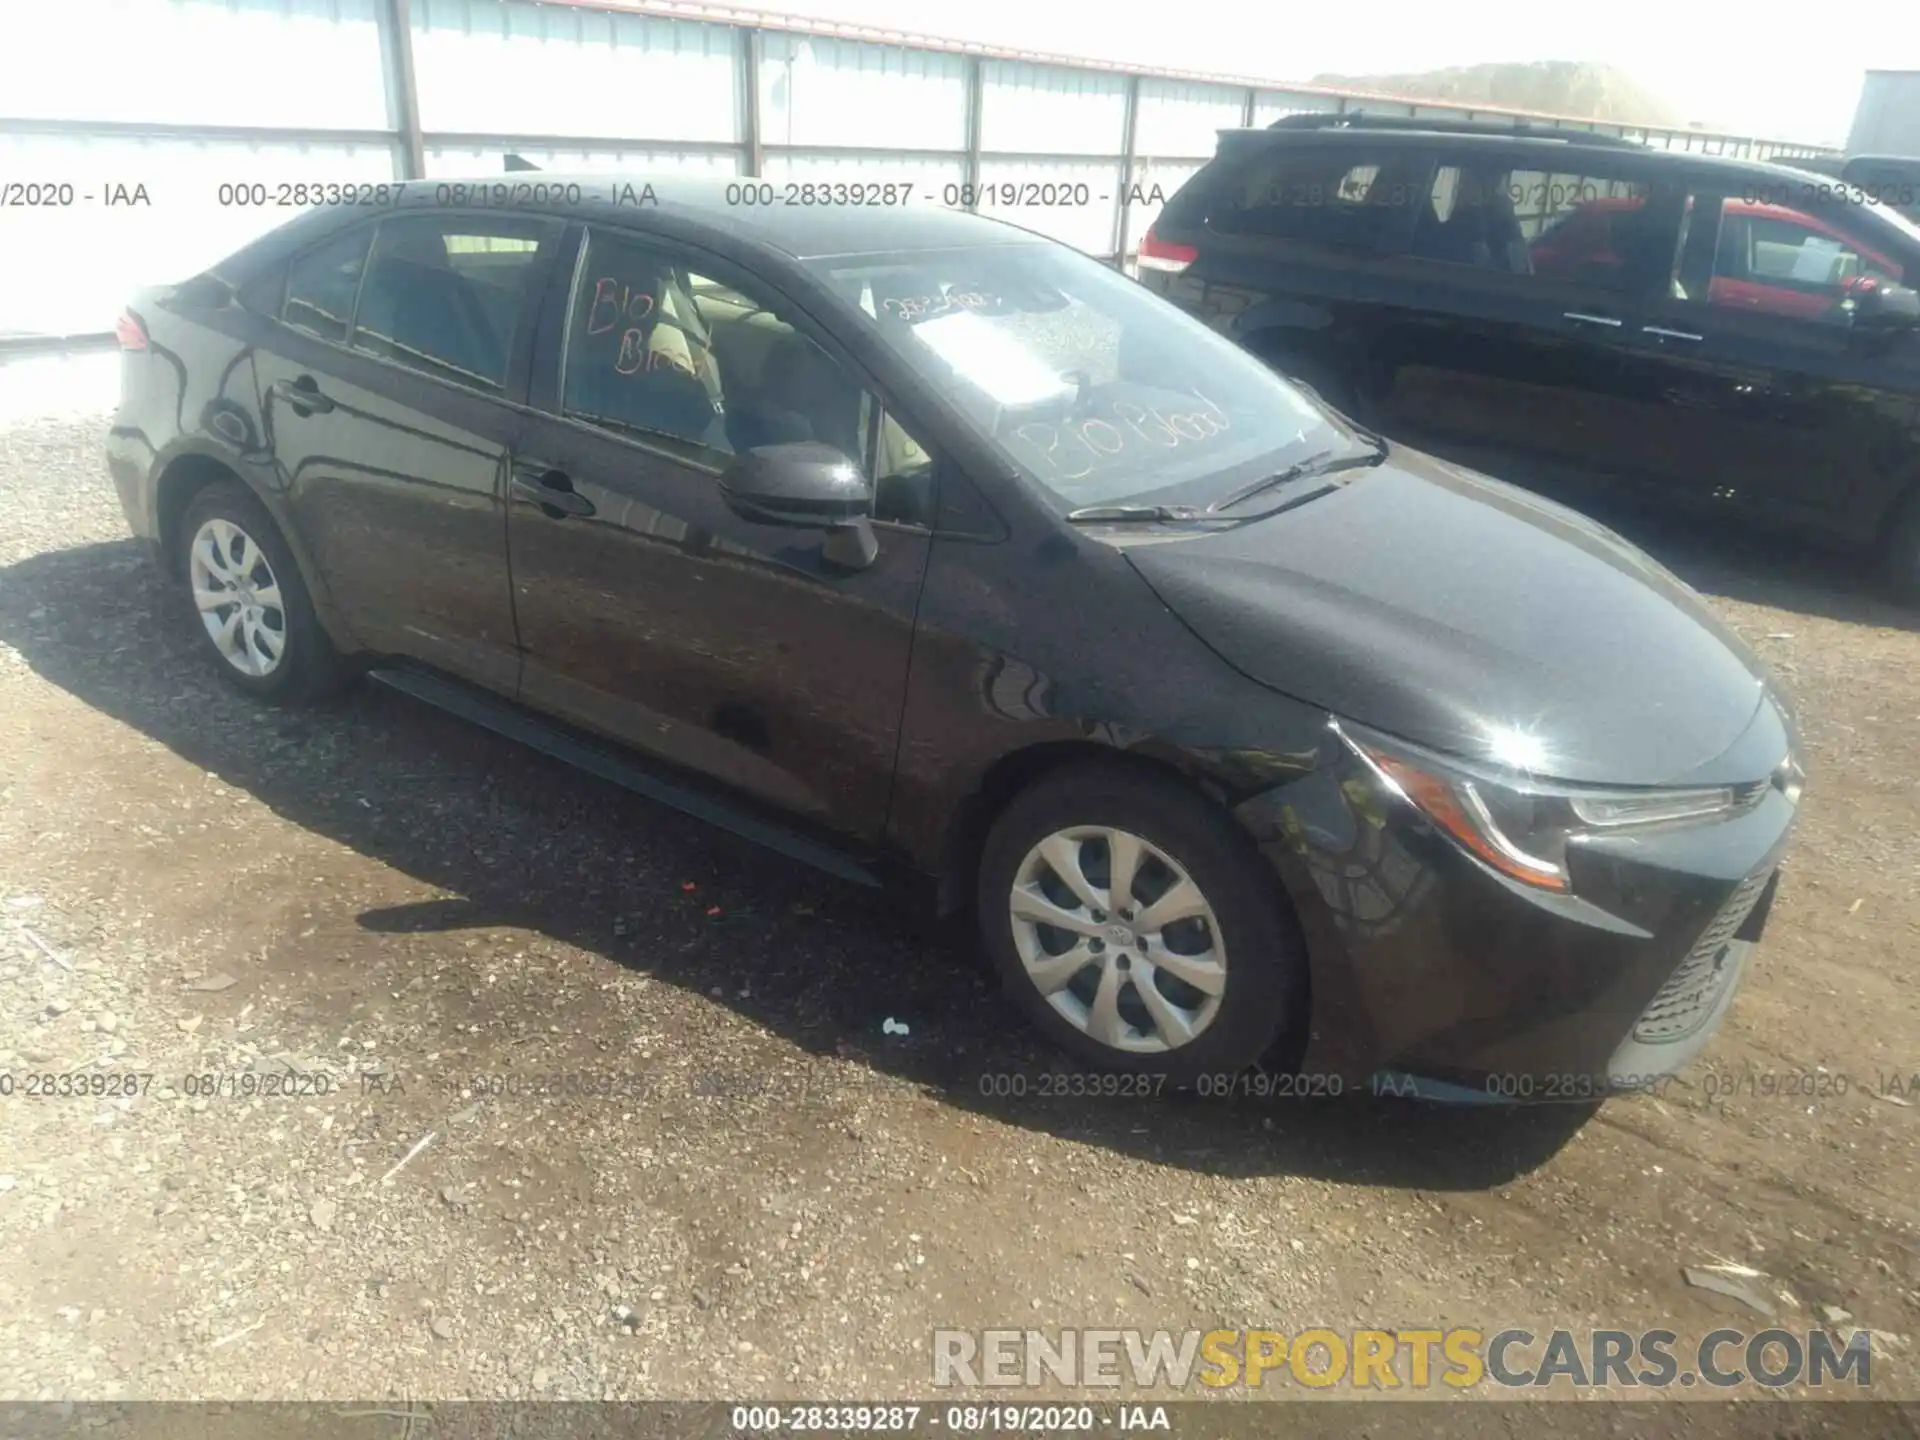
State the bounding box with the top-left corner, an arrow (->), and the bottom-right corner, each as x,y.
269,375 -> 334,415
512,468 -> 596,519
1642,325 -> 1704,343
1562,311 -> 1624,328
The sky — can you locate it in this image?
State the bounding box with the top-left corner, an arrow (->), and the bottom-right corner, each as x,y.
755,0 -> 1920,147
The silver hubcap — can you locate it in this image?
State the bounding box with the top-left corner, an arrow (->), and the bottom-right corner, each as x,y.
1008,826 -> 1227,1054
188,518 -> 286,678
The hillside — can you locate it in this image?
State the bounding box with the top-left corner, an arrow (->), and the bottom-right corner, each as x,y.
1308,61 -> 1686,128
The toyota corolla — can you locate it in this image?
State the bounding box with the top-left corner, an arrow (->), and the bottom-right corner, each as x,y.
105,177 -> 1803,1092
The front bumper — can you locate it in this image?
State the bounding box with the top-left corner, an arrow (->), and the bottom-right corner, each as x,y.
1235,708 -> 1800,1100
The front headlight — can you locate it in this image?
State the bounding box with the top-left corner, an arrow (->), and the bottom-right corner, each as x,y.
1333,719 -> 1765,892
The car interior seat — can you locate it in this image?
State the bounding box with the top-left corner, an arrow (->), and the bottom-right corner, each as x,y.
1614,211 -> 1686,300
1479,189 -> 1532,274
568,258 -> 725,447
726,331 -> 866,460
358,230 -> 507,386
1435,176 -> 1530,274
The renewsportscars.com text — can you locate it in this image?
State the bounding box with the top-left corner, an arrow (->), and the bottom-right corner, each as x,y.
932,1326 -> 1874,1391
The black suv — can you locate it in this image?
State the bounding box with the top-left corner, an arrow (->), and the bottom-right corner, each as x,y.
1139,114 -> 1920,597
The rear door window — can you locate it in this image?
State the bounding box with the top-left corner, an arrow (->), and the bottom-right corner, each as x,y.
349,215 -> 560,394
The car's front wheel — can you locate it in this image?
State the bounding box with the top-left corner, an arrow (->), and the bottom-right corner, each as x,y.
177,481 -> 345,703
977,762 -> 1306,1079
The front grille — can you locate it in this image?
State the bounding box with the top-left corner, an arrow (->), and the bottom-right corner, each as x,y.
1632,869 -> 1772,1044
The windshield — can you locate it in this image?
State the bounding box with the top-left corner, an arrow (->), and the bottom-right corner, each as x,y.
803,243 -> 1336,512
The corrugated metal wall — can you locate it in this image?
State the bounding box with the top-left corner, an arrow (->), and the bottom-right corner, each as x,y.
414,1 -> 741,144
0,0 -> 1843,340
2,0 -> 400,338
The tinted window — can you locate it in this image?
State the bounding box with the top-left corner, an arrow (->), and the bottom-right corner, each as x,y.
1696,198 -> 1908,324
562,230 -> 905,492
1207,146 -> 1425,251
283,228 -> 371,343
804,243 -> 1331,514
350,216 -> 555,393
1416,161 -> 1653,284
238,262 -> 288,318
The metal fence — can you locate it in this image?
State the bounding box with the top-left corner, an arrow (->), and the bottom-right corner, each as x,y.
0,0 -> 1840,344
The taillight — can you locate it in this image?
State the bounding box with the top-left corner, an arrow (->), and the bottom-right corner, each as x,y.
115,310 -> 148,351
1137,225 -> 1198,275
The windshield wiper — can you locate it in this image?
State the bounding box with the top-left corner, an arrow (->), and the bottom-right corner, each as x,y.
1065,503 -> 1203,523
1205,438 -> 1391,513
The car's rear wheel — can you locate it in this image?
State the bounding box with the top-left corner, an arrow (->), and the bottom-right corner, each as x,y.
977,762 -> 1306,1079
177,482 -> 344,703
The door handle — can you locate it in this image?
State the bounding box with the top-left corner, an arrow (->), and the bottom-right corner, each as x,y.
1642,325 -> 1704,343
1562,311 -> 1624,328
269,375 -> 335,415
512,468 -> 596,519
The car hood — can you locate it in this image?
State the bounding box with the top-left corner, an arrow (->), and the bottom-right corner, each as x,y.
1124,446 -> 1773,786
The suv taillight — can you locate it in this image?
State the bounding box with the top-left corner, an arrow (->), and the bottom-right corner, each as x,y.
115,310 -> 148,351
1137,225 -> 1198,275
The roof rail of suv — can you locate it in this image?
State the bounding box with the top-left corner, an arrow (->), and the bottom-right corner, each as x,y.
1264,110 -> 1646,149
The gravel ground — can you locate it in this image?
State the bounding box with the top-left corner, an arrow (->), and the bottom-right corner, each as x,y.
0,399 -> 1916,1413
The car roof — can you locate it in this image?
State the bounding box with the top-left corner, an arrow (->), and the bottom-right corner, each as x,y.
395,174 -> 1042,260
1220,126 -> 1844,185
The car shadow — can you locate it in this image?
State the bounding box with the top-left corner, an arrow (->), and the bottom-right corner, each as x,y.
1397,434 -> 1919,633
1,538 -> 1596,1190
1578,500 -> 1920,635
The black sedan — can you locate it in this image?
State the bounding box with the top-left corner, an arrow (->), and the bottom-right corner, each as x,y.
105,178 -> 1804,1093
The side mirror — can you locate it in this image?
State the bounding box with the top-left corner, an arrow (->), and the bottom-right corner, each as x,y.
1849,282 -> 1920,333
718,441 -> 878,568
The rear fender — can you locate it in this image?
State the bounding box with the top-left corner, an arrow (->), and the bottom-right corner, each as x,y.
149,431 -> 357,656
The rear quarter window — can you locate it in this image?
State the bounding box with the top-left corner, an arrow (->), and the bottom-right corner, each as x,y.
283,227 -> 373,343
237,263 -> 288,317
1205,146 -> 1424,251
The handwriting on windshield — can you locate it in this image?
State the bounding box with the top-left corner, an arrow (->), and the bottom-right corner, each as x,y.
1011,392 -> 1230,482
880,290 -> 996,321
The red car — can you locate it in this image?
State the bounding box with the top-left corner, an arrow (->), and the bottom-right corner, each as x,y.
1531,194 -> 1902,322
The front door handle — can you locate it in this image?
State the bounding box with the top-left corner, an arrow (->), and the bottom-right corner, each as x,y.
1642,325 -> 1704,343
1562,311 -> 1624,328
512,468 -> 596,519
269,375 -> 335,415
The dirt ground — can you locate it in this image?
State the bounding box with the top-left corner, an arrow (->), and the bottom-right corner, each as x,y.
0,392 -> 1916,1416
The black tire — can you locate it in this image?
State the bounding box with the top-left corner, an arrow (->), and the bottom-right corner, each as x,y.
1883,487 -> 1920,607
977,760 -> 1307,1080
176,481 -> 347,704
